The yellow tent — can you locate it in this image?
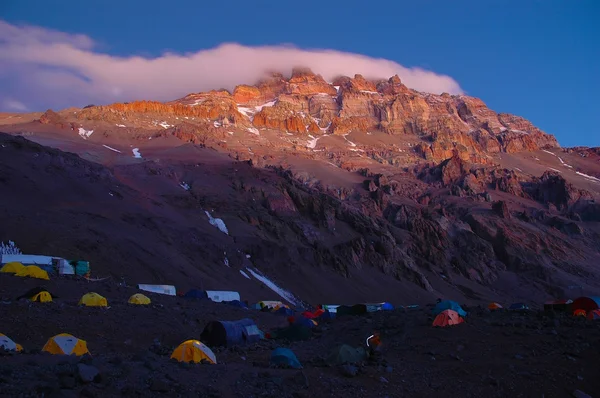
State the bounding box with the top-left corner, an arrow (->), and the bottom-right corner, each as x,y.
171,340 -> 216,364
0,333 -> 23,352
0,262 -> 25,274
32,291 -> 53,303
42,333 -> 89,356
128,293 -> 151,305
79,292 -> 107,307
15,265 -> 49,280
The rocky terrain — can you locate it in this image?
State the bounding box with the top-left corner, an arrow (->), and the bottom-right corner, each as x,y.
1,274 -> 599,398
1,68 -> 600,397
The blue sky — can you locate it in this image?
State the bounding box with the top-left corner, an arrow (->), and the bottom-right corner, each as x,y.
1,0 -> 598,147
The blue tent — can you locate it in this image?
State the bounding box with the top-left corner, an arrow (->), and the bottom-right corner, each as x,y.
318,310 -> 334,320
201,318 -> 261,347
433,300 -> 467,317
270,348 -> 302,369
509,303 -> 529,310
224,300 -> 248,309
293,316 -> 316,329
274,307 -> 295,316
184,289 -> 208,299
381,302 -> 394,310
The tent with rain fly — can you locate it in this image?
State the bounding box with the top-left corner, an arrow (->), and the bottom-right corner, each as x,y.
432,309 -> 465,327
270,348 -> 302,369
0,334 -> 22,352
200,318 -> 261,347
327,344 -> 367,366
488,302 -> 503,310
292,316 -> 317,329
572,297 -> 600,313
574,309 -> 587,317
16,286 -> 57,302
42,334 -> 89,356
273,306 -> 295,316
15,265 -> 49,280
184,289 -> 209,300
128,294 -> 151,305
381,302 -> 394,310
0,261 -> 25,274
170,340 -> 216,364
433,300 -> 467,317
79,292 -> 108,307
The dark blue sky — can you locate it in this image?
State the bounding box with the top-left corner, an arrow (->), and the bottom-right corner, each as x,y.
2,0 -> 598,147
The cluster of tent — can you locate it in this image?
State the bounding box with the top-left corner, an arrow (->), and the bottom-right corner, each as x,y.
1,262 -> 50,280
15,287 -> 152,307
0,259 -> 90,279
544,296 -> 600,320
487,302 -> 530,311
0,333 -> 89,356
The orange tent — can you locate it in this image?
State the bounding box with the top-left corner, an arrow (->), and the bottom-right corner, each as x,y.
432,309 -> 465,327
488,302 -> 503,310
574,309 -> 587,317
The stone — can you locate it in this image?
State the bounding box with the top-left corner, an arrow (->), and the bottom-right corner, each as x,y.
150,379 -> 170,392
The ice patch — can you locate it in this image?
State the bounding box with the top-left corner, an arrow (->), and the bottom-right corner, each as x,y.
343,134 -> 357,147
213,121 -> 221,128
102,145 -> 121,153
227,131 -> 234,135
333,86 -> 340,92
240,270 -> 251,279
180,182 -> 190,191
159,121 -> 171,129
360,90 -> 380,95
116,124 -> 126,128
205,211 -> 229,235
542,150 -> 556,156
557,156 -> 573,168
132,148 -> 142,158
78,128 -> 93,139
549,167 -> 562,173
246,268 -> 299,305
246,127 -> 260,135
515,167 -> 523,172
576,172 -> 600,183
224,253 -> 230,267
307,135 -> 320,149
246,254 -> 251,259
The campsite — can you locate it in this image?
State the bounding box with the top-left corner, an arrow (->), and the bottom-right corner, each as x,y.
1,272 -> 600,397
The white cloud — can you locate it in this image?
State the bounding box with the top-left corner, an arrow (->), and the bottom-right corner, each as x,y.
0,20 -> 463,112
2,99 -> 28,112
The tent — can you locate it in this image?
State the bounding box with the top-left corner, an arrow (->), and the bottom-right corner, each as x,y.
381,302 -> 394,311
327,344 -> 367,366
79,292 -> 108,307
129,294 -> 151,305
206,291 -> 240,303
336,304 -> 368,317
15,265 -> 49,280
201,318 -> 261,347
258,300 -> 284,309
184,289 -> 209,300
273,306 -> 295,316
270,348 -> 302,369
16,287 -> 57,302
0,261 -> 25,274
574,309 -> 587,317
268,324 -> 312,342
302,309 -> 324,319
318,310 -> 334,321
0,334 -> 22,352
509,303 -> 529,311
170,340 -> 216,364
32,291 -> 53,303
432,309 -> 465,327
572,297 -> 600,313
488,302 -> 503,310
587,309 -> 600,320
544,299 -> 573,313
433,300 -> 467,317
292,316 -> 317,329
42,333 -> 89,356
224,300 -> 248,309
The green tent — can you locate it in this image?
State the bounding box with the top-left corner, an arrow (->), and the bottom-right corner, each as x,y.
327,344 -> 367,366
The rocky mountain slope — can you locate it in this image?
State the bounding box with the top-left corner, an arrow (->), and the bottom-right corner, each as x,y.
0,68 -> 599,306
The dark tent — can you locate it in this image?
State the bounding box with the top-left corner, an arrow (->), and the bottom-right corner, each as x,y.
273,307 -> 295,316
270,348 -> 302,369
201,318 -> 261,347
337,304 -> 367,317
224,300 -> 248,309
318,310 -> 334,321
269,324 -> 311,342
184,289 -> 209,300
327,344 -> 367,366
16,286 -> 58,300
544,299 -> 573,313
293,316 -> 316,329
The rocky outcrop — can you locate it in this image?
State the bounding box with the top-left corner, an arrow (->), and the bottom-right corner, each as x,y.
526,171 -> 593,211
39,110 -> 71,129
